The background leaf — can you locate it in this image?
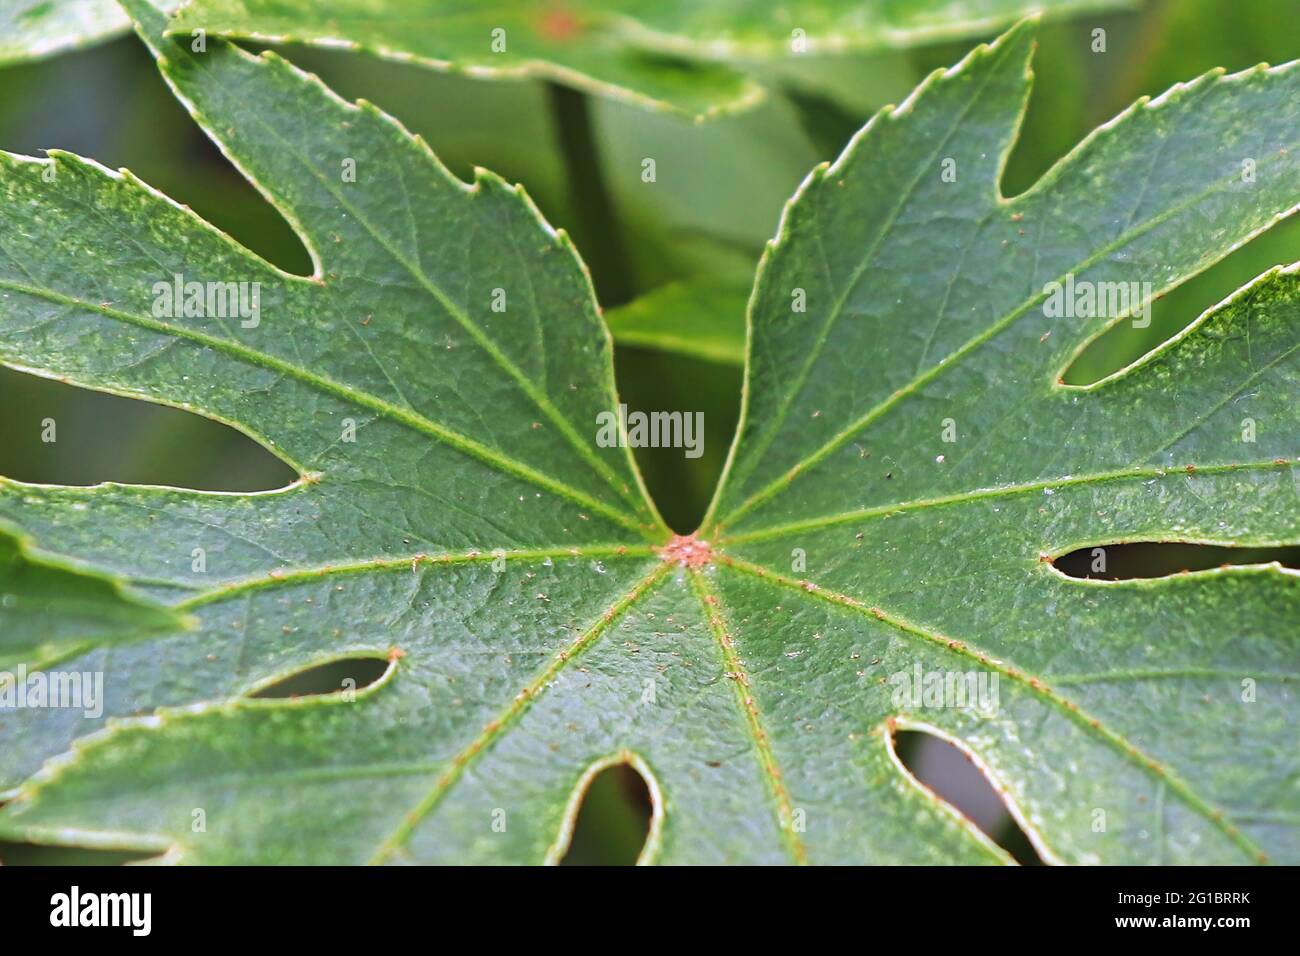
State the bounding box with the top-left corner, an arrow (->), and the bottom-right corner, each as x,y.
605,275 -> 749,365
0,523 -> 187,673
0,0 -> 181,63
165,0 -> 1132,114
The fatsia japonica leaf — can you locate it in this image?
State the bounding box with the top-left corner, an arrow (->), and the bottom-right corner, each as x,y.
161,0 -> 1127,115
0,5 -> 1296,865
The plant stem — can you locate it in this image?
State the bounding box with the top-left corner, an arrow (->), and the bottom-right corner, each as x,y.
547,81 -> 635,307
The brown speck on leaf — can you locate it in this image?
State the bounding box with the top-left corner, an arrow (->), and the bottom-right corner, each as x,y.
658,533 -> 714,568
539,6 -> 583,40
387,646 -> 406,662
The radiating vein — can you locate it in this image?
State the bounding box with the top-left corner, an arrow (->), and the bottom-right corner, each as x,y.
722,555 -> 1268,863
367,560 -> 669,864
176,45 -> 651,520
721,46 -> 1010,504
178,543 -> 658,609
719,458 -> 1295,543
689,567 -> 808,865
0,278 -> 648,535
719,144 -> 1291,530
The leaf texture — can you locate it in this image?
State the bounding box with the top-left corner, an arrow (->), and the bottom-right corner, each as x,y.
0,7 -> 1296,864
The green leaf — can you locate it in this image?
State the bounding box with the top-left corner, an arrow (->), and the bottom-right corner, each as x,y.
0,522 -> 187,673
164,0 -> 1129,115
605,275 -> 749,365
0,9 -> 1297,864
0,0 -> 182,64
0,0 -> 1130,112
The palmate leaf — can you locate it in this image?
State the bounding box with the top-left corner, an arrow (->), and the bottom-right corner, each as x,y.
0,4 -> 1296,864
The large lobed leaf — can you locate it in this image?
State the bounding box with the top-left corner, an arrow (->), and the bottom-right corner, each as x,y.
0,3 -> 1295,863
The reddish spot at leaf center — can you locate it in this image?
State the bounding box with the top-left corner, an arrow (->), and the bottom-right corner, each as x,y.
539,7 -> 583,42
659,534 -> 713,568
